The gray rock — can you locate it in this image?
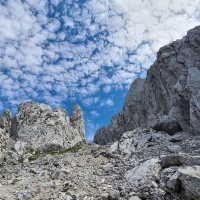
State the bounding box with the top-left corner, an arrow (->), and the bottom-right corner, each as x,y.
129,196 -> 141,200
167,145 -> 182,153
9,101 -> 85,152
97,193 -> 109,200
14,141 -> 28,155
151,188 -> 166,200
0,109 -> 12,132
109,190 -> 120,200
125,158 -> 161,185
107,128 -> 171,156
51,168 -> 70,179
178,166 -> 200,200
0,110 -> 12,163
70,104 -> 85,139
100,163 -> 113,172
161,154 -> 200,167
166,171 -> 181,192
94,25 -> 200,144
149,115 -> 182,135
10,178 -> 22,185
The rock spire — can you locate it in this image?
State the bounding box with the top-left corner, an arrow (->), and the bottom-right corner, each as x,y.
9,101 -> 85,152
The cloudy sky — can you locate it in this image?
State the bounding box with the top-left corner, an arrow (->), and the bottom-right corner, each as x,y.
0,0 -> 200,141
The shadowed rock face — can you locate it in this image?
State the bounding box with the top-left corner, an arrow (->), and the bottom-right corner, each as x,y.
10,101 -> 85,152
94,25 -> 200,145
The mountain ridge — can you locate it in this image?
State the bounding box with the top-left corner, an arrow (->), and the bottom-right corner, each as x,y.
94,25 -> 200,145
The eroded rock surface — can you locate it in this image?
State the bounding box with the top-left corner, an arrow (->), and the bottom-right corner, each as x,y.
10,101 -> 85,152
94,25 -> 200,144
178,166 -> 200,200
0,110 -> 12,162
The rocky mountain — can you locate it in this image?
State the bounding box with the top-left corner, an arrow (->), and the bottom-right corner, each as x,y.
10,102 -> 85,153
94,25 -> 200,145
0,101 -> 85,163
0,26 -> 200,200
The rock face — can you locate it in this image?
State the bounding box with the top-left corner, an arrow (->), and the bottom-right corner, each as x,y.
0,110 -> 12,162
10,101 -> 85,152
70,104 -> 85,139
94,25 -> 200,144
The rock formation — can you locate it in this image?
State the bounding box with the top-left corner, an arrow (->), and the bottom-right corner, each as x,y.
0,110 -> 12,162
9,101 -> 85,152
70,104 -> 85,139
94,25 -> 200,144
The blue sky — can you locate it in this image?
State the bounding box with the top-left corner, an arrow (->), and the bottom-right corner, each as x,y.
0,0 -> 200,142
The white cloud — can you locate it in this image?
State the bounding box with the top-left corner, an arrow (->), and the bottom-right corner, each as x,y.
58,32 -> 66,40
83,98 -> 93,107
45,19 -> 61,32
0,0 -> 200,115
91,110 -> 100,117
100,98 -> 114,107
103,85 -> 111,93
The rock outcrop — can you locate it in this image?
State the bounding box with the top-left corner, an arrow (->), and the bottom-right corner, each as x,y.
9,101 -> 85,152
105,128 -> 200,200
94,25 -> 200,144
70,104 -> 85,139
0,110 -> 12,162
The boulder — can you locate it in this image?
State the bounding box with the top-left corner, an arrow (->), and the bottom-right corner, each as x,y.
161,154 -> 200,168
107,128 -> 171,156
129,197 -> 141,200
178,166 -> 200,200
125,158 -> 161,186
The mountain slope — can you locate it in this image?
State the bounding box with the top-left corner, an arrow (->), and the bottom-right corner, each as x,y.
94,25 -> 200,144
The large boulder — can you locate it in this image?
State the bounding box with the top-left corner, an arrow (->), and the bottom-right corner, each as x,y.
125,158 -> 161,187
0,110 -> 12,162
94,25 -> 200,144
161,154 -> 200,168
178,166 -> 200,200
107,128 -> 171,156
10,101 -> 85,152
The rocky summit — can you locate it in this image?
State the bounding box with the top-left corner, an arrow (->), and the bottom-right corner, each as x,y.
10,101 -> 85,153
0,26 -> 200,200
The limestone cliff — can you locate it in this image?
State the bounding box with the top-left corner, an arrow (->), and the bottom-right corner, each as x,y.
94,25 -> 200,144
10,101 -> 85,152
0,110 -> 12,162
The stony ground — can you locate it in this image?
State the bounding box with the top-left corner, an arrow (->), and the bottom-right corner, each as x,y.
0,142 -> 130,200
0,129 -> 200,200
